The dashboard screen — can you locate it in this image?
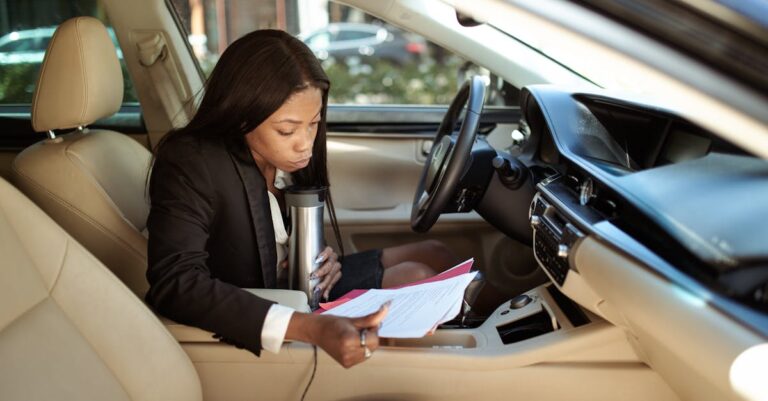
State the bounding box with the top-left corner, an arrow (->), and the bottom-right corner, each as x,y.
656,129 -> 711,166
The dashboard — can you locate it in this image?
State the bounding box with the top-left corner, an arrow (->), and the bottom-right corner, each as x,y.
516,85 -> 768,333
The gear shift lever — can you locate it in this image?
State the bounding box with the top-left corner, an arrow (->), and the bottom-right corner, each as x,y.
461,270 -> 486,326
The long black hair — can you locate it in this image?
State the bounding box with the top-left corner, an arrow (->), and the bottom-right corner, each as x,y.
153,29 -> 344,257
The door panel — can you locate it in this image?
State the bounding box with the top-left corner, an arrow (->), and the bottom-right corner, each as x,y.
325,132 -> 496,264
327,135 -> 423,210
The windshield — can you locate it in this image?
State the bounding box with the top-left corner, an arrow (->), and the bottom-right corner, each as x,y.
489,0 -> 768,96
489,19 -> 646,94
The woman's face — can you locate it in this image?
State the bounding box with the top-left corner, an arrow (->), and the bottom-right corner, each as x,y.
246,87 -> 322,173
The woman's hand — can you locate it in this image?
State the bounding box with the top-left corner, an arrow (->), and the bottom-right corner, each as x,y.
312,246 -> 342,300
286,303 -> 389,368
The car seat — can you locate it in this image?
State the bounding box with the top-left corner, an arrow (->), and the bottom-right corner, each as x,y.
0,176 -> 201,400
12,16 -> 152,296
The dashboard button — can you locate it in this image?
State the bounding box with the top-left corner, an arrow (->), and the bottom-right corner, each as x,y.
510,294 -> 533,309
531,215 -> 541,227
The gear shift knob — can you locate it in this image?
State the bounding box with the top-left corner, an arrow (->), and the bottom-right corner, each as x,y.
461,270 -> 485,325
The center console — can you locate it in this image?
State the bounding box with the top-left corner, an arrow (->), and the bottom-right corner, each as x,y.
163,283 -> 674,401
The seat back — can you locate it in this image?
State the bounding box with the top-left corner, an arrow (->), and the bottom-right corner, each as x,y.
0,177 -> 201,401
12,16 -> 151,295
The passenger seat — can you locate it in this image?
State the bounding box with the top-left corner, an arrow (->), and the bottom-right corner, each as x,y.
12,17 -> 152,296
0,176 -> 201,401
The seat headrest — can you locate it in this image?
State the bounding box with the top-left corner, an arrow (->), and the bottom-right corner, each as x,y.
31,17 -> 123,132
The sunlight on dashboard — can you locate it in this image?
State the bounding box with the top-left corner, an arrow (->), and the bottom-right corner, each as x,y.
730,343 -> 768,401
327,140 -> 371,153
672,286 -> 708,309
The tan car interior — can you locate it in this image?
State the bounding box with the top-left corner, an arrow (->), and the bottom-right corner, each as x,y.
11,17 -> 152,296
0,2 -> 765,400
0,177 -> 201,401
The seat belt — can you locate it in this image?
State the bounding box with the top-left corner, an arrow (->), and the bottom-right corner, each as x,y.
137,33 -> 193,130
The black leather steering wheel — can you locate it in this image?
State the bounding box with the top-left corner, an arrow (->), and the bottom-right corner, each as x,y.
411,76 -> 486,232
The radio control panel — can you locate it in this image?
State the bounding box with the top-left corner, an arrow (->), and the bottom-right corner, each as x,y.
530,194 -> 584,286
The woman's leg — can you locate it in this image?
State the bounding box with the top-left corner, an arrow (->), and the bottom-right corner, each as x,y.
380,240 -> 460,288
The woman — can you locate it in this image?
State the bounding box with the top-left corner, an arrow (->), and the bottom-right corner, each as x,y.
146,29 -> 458,368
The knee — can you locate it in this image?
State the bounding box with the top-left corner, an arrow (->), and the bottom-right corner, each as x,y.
419,239 -> 457,265
411,263 -> 436,282
382,262 -> 436,288
420,239 -> 452,257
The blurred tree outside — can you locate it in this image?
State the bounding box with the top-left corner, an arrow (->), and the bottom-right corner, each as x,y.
0,64 -> 39,104
0,0 -> 138,105
169,0 -> 471,105
0,62 -> 138,105
322,51 -> 465,105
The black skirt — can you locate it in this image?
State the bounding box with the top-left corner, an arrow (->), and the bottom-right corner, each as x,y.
327,249 -> 384,301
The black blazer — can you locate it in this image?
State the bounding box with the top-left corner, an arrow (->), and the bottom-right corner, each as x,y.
145,134 -> 280,356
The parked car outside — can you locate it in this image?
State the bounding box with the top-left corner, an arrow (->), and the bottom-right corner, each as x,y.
299,22 -> 426,65
0,26 -> 131,104
0,27 -> 56,65
0,26 -> 124,65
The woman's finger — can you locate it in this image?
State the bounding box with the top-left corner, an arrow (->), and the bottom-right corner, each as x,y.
311,251 -> 338,280
314,246 -> 333,265
363,327 -> 381,352
351,302 -> 390,330
323,268 -> 343,300
318,261 -> 341,294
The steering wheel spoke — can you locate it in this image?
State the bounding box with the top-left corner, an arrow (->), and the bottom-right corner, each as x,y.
417,190 -> 429,211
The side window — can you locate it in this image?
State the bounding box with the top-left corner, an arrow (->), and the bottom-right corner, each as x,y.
169,1 -> 518,106
0,0 -> 139,106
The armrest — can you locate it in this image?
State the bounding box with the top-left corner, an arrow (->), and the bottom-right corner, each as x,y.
161,288 -> 310,342
242,288 -> 311,313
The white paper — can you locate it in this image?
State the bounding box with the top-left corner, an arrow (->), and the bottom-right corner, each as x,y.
322,271 -> 477,338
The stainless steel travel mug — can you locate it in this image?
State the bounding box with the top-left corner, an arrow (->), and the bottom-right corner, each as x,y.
286,186 -> 326,310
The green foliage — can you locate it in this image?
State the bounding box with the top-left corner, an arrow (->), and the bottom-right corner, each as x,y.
322,54 -> 465,105
120,63 -> 139,104
0,62 -> 138,105
0,52 -> 460,107
0,63 -> 41,104
195,52 -> 465,105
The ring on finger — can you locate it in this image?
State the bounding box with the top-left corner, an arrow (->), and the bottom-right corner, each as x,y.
359,329 -> 367,348
364,346 -> 372,359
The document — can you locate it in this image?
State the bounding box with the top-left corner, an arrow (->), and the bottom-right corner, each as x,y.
320,259 -> 477,338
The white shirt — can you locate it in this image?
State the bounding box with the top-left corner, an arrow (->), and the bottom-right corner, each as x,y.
260,169 -> 295,354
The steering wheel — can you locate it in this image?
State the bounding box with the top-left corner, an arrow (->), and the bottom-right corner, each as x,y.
411,76 -> 486,232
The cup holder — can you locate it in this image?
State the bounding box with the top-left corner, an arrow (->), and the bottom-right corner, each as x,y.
497,309 -> 556,344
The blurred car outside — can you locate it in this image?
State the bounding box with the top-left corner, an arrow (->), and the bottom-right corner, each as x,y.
299,22 -> 426,65
0,27 -> 55,65
0,26 -> 123,65
0,25 -> 135,104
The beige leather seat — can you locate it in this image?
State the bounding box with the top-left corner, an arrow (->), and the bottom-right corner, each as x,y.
12,16 -> 152,296
0,177 -> 201,401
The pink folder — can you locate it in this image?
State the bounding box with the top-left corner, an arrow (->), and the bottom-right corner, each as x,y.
316,258 -> 474,313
